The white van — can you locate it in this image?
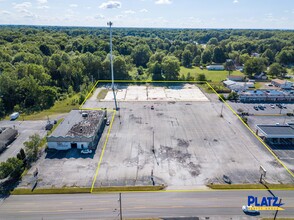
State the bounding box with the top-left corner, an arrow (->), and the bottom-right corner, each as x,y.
10,112 -> 19,120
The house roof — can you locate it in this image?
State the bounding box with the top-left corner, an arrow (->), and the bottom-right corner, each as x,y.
257,125 -> 294,138
271,79 -> 286,85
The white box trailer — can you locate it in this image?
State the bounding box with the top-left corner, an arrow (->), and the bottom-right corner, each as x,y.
10,112 -> 19,120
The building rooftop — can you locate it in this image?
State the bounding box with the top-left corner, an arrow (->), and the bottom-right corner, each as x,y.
241,90 -> 285,96
0,128 -> 18,142
49,110 -> 105,138
257,125 -> 294,138
272,79 -> 286,84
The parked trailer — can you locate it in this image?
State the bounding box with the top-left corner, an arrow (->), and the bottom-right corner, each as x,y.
10,112 -> 19,120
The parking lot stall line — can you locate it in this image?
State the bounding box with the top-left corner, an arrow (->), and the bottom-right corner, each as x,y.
206,82 -> 294,179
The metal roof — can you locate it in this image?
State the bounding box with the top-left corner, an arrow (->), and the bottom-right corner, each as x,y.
0,128 -> 18,142
49,110 -> 105,138
257,125 -> 294,138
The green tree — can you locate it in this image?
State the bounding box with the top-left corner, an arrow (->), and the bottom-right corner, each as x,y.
276,50 -> 294,65
148,61 -> 163,80
131,44 -> 152,68
113,56 -> 129,80
239,53 -> 250,65
0,157 -> 23,179
268,63 -> 286,77
24,134 -> 41,165
0,98 -> 5,118
262,48 -> 275,64
137,66 -> 144,75
193,55 -> 201,66
181,50 -> 193,67
39,44 -> 51,56
225,59 -> 235,75
0,161 -> 13,179
227,91 -> 239,101
201,50 -> 212,64
212,47 -> 226,63
161,56 -> 180,80
207,37 -> 219,46
244,58 -> 266,78
196,73 -> 207,82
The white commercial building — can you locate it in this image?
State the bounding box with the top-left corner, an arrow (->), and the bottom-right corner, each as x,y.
47,110 -> 106,150
206,65 -> 225,71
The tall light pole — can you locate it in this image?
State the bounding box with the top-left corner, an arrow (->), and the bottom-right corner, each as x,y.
107,21 -> 118,110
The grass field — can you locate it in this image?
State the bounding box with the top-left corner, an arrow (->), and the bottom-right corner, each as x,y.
207,183 -> 294,190
21,94 -> 80,120
180,66 -> 244,82
12,185 -> 165,195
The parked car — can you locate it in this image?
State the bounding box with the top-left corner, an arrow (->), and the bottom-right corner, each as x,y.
106,120 -> 110,126
81,149 -> 92,154
270,104 -> 275,108
242,205 -> 260,214
254,106 -> 258,110
151,105 -> 154,110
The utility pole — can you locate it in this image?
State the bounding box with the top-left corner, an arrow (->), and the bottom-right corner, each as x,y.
107,21 -> 118,110
220,103 -> 224,117
118,193 -> 122,220
274,198 -> 282,220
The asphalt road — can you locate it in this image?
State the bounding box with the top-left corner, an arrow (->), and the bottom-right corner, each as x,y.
0,190 -> 293,219
0,120 -> 47,162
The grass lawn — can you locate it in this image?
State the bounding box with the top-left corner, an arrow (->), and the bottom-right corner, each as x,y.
254,82 -> 263,89
21,94 -> 80,120
12,185 -> 165,195
180,66 -> 244,82
207,183 -> 294,190
97,89 -> 108,100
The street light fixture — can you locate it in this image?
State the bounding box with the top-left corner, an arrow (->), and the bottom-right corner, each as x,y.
107,21 -> 118,110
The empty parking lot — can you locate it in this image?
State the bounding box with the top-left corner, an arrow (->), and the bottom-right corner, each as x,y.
19,84 -> 294,189
92,101 -> 293,188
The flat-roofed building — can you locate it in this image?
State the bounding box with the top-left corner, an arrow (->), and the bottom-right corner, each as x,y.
271,79 -> 292,89
0,128 -> 18,153
256,124 -> 294,145
239,89 -> 294,103
207,65 -> 225,71
47,110 -> 106,150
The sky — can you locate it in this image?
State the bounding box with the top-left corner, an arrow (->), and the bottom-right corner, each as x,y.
0,0 -> 294,29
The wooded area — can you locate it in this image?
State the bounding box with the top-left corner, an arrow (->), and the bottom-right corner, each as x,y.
0,26 -> 294,116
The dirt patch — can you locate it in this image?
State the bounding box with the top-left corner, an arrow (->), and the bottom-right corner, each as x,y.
177,138 -> 190,148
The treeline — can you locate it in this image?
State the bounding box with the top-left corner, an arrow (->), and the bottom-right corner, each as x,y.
0,26 -> 294,116
0,134 -> 41,192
